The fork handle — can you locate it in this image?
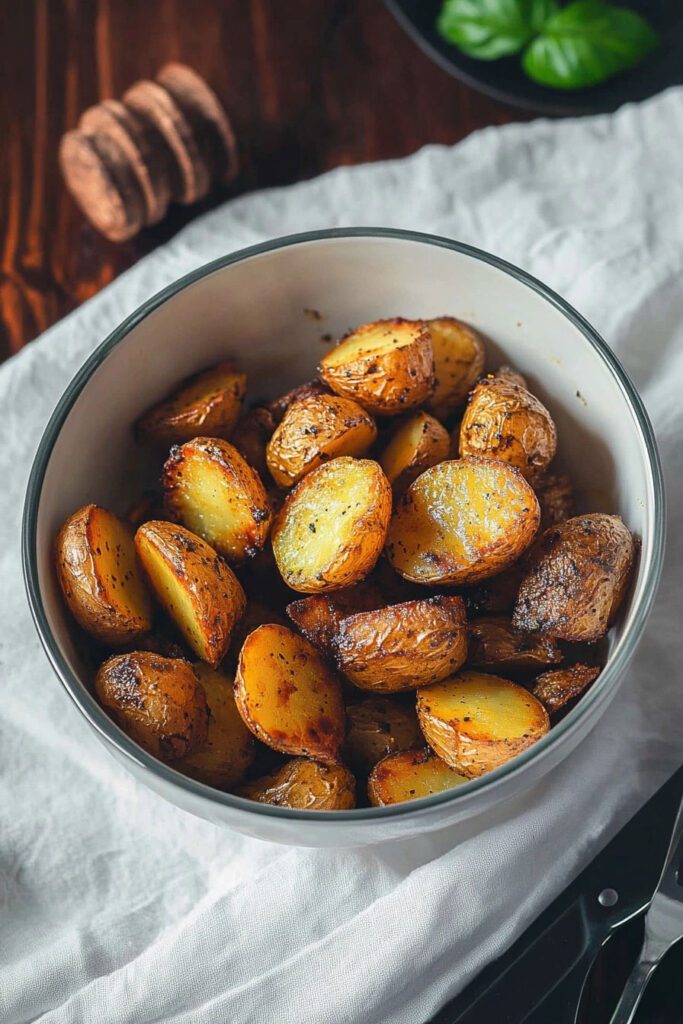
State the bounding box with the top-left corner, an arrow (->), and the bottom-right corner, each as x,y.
608,947 -> 661,1024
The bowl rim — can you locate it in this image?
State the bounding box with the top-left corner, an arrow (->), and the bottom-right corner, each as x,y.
22,226 -> 666,824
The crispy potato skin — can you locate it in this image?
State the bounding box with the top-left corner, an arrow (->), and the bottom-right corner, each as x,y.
230,407 -> 276,481
513,514 -> 635,642
55,504 -> 152,645
380,411 -> 450,494
385,458 -> 540,586
95,652 -> 209,761
318,318 -> 434,415
235,624 -> 345,763
266,379 -> 332,424
536,473 -> 575,530
335,595 -> 468,693
286,582 -> 385,657
532,664 -> 600,713
368,748 -> 468,806
466,615 -> 562,673
459,375 -> 557,482
135,521 -> 246,667
239,757 -> 356,810
424,317 -> 486,420
135,362 -> 246,444
266,393 -> 377,488
416,670 -> 550,778
462,564 -> 525,617
345,698 -> 422,775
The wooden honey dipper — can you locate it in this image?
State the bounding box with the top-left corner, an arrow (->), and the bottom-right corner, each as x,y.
59,63 -> 238,242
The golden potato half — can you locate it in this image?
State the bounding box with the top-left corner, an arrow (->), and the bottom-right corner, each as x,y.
380,411 -> 450,494
424,317 -> 486,420
466,615 -> 562,673
513,514 -> 635,642
345,698 -> 422,775
135,521 -> 246,667
95,652 -> 209,761
230,407 -> 276,481
286,581 -> 385,657
318,318 -> 434,414
266,393 -> 377,488
416,671 -> 549,778
368,749 -> 468,807
385,458 -> 540,586
235,624 -> 345,763
135,362 -> 246,444
532,664 -> 600,714
55,504 -> 152,645
272,457 -> 392,592
239,758 -> 356,810
335,595 -> 468,692
162,437 -> 272,563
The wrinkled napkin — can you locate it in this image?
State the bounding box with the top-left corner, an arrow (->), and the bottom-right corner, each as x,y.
2,87 -> 682,1024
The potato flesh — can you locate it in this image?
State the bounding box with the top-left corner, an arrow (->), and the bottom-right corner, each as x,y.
136,363 -> 246,443
345,698 -> 422,774
321,320 -> 423,366
380,411 -> 450,493
239,758 -> 356,810
368,749 -> 468,806
425,318 -> 486,420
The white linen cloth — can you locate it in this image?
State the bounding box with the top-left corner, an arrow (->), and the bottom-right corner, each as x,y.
2,87 -> 683,1024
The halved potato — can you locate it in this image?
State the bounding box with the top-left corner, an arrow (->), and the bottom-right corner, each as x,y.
466,615 -> 562,673
230,406 -> 276,481
135,521 -> 246,667
416,670 -> 550,778
459,374 -> 557,482
135,362 -> 246,444
162,436 -> 272,562
318,318 -> 434,414
532,664 -> 600,713
176,664 -> 254,788
55,504 -> 152,645
235,624 -> 345,763
368,748 -> 468,806
380,411 -> 450,494
95,651 -> 209,761
385,458 -> 540,586
286,581 -> 385,657
239,757 -> 356,810
266,393 -> 377,488
513,514 -> 635,642
272,457 -> 392,592
535,472 -> 575,530
424,317 -> 486,420
345,698 -> 422,774
335,595 -> 468,692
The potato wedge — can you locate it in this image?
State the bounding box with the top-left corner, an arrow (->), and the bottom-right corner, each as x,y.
513,514 -> 635,642
135,521 -> 246,667
532,664 -> 600,714
266,393 -> 377,488
239,757 -> 356,810
235,624 -> 345,763
95,651 -> 209,761
176,664 -> 254,788
345,698 -> 422,774
416,671 -> 549,778
230,406 -> 276,481
318,318 -> 434,414
286,582 -> 385,657
385,458 -> 540,586
535,472 -> 575,530
272,457 -> 392,592
55,504 -> 152,645
466,615 -> 562,673
368,749 -> 468,806
459,374 -> 557,482
335,596 -> 468,692
135,362 -> 246,444
162,436 -> 272,562
266,379 -> 331,424
380,411 -> 450,494
424,317 -> 485,420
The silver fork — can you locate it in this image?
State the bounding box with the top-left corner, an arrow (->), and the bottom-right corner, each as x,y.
609,792 -> 683,1024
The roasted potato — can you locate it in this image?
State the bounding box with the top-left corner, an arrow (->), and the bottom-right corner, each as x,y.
345,698 -> 422,774
230,406 -> 276,480
230,599 -> 289,659
535,472 -> 575,529
95,651 -> 209,760
239,757 -> 356,810
318,318 -> 434,415
496,365 -> 527,389
368,748 -> 468,806
385,458 -> 540,586
462,564 -> 525,617
235,624 -> 345,763
459,373 -> 557,482
175,664 -> 254,788
335,596 -> 468,693
162,436 -> 272,563
513,514 -> 635,642
55,504 -> 152,645
135,362 -> 246,444
424,317 -> 486,420
532,664 -> 601,714
416,670 -> 550,778
380,411 -> 450,494
135,521 -> 246,667
272,457 -> 392,592
466,615 -> 562,673
266,393 -> 377,488
266,379 -> 331,424
286,582 -> 385,657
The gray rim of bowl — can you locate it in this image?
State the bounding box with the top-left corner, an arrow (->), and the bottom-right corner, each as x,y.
22,227 -> 666,824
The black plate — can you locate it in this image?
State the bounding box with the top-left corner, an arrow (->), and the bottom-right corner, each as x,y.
387,0 -> 683,116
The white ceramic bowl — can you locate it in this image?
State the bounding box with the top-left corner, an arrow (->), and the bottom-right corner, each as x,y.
23,229 -> 664,847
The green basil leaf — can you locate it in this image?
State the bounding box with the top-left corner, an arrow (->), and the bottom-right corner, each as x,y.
522,1 -> 660,90
437,0 -> 559,60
